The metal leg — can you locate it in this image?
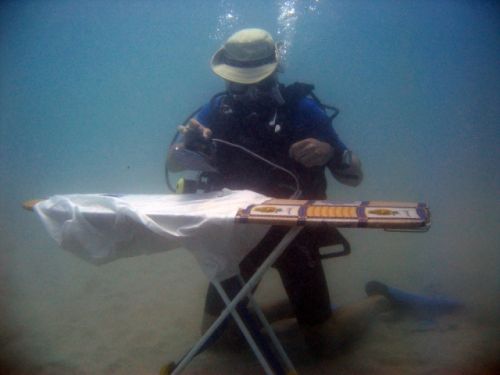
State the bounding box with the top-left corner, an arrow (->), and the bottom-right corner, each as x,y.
171,226 -> 303,374
213,281 -> 277,375
238,275 -> 297,375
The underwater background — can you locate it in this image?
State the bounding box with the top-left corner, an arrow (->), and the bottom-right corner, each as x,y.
1,1 -> 499,374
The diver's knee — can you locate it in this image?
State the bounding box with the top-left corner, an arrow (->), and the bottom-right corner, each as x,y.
200,312 -> 218,335
300,296 -> 392,356
200,312 -> 245,349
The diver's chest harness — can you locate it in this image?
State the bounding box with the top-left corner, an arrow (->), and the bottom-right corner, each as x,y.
209,82 -> 338,148
167,82 -> 339,197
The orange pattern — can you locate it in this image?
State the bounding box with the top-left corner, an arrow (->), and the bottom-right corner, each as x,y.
306,205 -> 357,218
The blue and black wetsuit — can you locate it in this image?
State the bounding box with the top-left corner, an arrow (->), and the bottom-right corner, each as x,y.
198,84 -> 349,327
196,89 -> 347,199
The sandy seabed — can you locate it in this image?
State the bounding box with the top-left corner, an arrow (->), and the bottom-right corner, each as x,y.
1,243 -> 498,375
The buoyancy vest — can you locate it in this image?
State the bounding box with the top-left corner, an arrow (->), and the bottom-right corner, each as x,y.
203,83 -> 336,199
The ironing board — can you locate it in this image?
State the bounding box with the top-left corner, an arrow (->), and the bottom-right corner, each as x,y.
23,190 -> 431,374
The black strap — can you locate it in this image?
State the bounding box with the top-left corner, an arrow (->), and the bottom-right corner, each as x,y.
282,82 -> 340,122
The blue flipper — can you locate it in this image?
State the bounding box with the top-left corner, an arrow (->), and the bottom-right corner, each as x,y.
365,280 -> 464,317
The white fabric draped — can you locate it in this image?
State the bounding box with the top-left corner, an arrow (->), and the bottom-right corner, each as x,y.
34,189 -> 270,281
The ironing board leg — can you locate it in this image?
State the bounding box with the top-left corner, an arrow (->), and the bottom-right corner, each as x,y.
213,281 -> 276,375
171,226 -> 303,375
238,275 -> 297,375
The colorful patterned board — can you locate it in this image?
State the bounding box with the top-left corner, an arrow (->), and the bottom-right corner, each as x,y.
236,199 -> 430,230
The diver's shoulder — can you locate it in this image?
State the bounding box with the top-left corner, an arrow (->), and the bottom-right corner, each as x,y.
296,96 -> 320,108
293,96 -> 324,116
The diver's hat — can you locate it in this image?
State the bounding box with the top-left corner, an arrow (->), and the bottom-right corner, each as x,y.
210,28 -> 279,84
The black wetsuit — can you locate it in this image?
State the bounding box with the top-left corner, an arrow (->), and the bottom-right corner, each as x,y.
195,85 -> 348,327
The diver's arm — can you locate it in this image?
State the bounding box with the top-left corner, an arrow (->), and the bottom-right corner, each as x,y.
166,119 -> 214,172
289,138 -> 363,186
289,138 -> 334,167
328,151 -> 363,187
292,98 -> 362,185
179,118 -> 213,146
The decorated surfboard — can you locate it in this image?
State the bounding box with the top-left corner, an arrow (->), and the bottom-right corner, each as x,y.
236,199 -> 430,230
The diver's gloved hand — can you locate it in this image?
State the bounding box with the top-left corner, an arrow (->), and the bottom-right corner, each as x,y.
178,118 -> 213,152
289,138 -> 334,167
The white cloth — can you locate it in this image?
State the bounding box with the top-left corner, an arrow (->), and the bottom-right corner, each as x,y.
34,189 -> 270,280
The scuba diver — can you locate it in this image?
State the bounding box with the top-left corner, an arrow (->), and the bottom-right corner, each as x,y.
167,28 -> 390,355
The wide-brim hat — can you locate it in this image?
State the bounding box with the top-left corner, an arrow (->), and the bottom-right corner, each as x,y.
211,28 -> 279,84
